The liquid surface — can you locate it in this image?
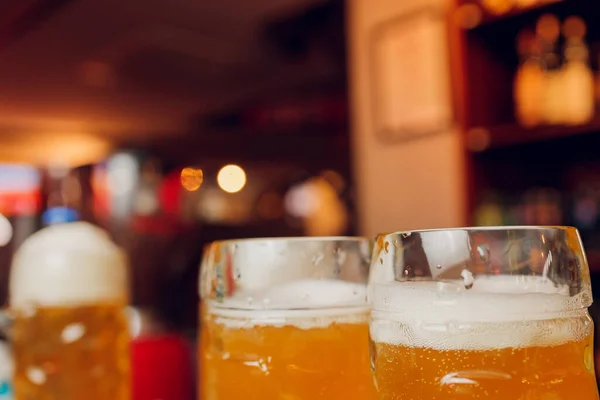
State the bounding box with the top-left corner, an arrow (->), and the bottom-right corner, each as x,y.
12,303 -> 130,400
369,277 -> 599,399
200,307 -> 375,400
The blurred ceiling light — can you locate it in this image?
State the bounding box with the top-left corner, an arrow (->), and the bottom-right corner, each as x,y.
217,164 -> 246,194
180,167 -> 203,191
0,214 -> 13,247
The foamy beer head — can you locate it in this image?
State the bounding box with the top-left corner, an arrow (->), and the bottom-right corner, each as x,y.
200,237 -> 371,314
10,222 -> 129,308
369,227 -> 594,347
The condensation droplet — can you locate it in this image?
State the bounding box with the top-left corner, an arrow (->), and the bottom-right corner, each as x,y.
312,253 -> 325,266
336,247 -> 347,266
379,257 -> 383,265
384,241 -> 390,253
436,264 -> 443,269
382,293 -> 390,305
477,244 -> 490,262
461,269 -> 474,290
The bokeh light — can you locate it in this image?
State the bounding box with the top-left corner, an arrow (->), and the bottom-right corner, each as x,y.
180,167 -> 204,191
217,164 -> 246,193
0,214 -> 13,247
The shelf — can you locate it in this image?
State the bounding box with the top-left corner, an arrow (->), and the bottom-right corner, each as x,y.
459,0 -> 569,31
466,118 -> 600,152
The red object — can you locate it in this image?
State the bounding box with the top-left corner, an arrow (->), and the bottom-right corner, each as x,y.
159,171 -> 183,217
131,335 -> 194,400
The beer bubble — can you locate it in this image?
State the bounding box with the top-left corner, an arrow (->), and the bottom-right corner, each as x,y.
336,247 -> 347,265
61,323 -> 86,344
477,244 -> 490,262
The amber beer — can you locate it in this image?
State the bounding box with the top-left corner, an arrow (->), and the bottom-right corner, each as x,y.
199,237 -> 375,400
201,295 -> 374,399
370,277 -> 599,399
9,222 -> 130,400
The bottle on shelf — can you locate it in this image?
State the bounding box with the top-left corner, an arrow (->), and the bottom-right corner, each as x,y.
536,13 -> 565,125
514,29 -> 545,127
561,16 -> 595,126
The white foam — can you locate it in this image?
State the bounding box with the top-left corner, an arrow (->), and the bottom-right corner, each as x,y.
206,279 -> 369,329
10,222 -> 129,308
369,275 -> 593,350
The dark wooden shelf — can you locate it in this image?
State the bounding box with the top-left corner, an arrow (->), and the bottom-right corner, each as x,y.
467,118 -> 600,152
461,0 -> 575,31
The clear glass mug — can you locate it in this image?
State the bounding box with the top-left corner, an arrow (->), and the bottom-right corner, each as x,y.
369,227 -> 599,399
7,222 -> 131,400
199,237 -> 376,399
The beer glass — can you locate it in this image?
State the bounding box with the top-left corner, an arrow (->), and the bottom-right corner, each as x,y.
9,222 -> 130,400
199,237 -> 376,399
369,227 -> 599,399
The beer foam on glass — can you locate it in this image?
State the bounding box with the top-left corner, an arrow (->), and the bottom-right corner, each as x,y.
369,227 -> 599,400
10,222 -> 130,400
199,237 -> 375,400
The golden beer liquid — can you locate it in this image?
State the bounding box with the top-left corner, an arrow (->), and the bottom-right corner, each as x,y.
200,306 -> 376,400
372,319 -> 599,400
12,303 -> 130,400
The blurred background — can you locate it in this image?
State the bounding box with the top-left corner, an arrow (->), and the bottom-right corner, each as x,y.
1,0 -> 600,395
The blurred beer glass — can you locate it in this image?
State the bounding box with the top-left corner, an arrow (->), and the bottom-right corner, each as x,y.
369,227 -> 599,399
199,237 -> 375,399
9,222 -> 130,400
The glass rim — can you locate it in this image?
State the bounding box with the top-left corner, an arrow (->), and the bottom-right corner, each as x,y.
376,226 -> 577,237
209,236 -> 370,247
